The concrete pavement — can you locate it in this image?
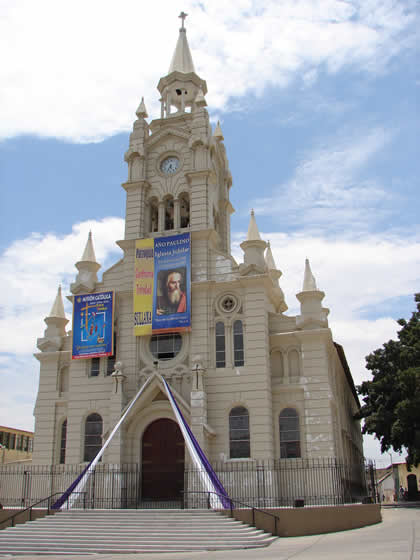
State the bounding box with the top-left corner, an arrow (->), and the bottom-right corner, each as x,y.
0,506 -> 418,560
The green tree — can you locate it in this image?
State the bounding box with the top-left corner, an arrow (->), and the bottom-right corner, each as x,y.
358,293 -> 420,467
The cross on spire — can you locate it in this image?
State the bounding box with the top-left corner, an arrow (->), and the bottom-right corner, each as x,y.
179,11 -> 188,30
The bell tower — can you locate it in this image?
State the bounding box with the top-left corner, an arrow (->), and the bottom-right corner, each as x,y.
122,13 -> 234,268
157,11 -> 207,118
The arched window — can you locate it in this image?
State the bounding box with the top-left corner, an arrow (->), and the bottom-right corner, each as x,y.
229,406 -> 250,459
164,197 -> 174,230
215,322 -> 226,368
233,320 -> 244,367
84,413 -> 103,462
59,419 -> 67,464
288,350 -> 300,378
179,194 -> 190,228
150,199 -> 159,233
279,408 -> 301,458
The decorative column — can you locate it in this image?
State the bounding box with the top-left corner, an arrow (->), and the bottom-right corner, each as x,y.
190,356 -> 208,454
106,362 -> 127,464
174,198 -> 181,229
158,201 -> 165,232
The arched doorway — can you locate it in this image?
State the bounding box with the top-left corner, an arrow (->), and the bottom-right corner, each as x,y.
141,418 -> 184,501
407,474 -> 418,500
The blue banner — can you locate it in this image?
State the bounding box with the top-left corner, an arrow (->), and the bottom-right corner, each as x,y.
72,291 -> 114,359
152,233 -> 191,334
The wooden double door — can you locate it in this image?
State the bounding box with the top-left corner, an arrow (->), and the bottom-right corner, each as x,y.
141,418 -> 185,500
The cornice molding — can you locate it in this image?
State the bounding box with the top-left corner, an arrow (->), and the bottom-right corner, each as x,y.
121,180 -> 151,192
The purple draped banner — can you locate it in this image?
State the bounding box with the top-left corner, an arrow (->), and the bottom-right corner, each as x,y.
52,374 -> 231,510
162,377 -> 231,509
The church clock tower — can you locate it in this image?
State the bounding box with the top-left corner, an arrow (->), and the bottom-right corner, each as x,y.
123,12 -> 233,256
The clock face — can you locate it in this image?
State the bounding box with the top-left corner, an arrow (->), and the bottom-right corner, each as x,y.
160,156 -> 180,175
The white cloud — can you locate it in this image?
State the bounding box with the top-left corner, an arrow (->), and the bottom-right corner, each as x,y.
253,126 -> 394,231
0,217 -> 124,354
0,0 -> 417,141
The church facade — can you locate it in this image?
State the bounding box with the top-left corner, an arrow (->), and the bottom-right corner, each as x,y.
31,19 -> 365,506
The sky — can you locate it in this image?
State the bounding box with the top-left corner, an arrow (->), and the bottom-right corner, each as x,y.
0,0 -> 419,468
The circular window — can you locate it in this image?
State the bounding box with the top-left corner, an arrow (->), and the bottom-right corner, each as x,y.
150,333 -> 182,361
220,295 -> 238,313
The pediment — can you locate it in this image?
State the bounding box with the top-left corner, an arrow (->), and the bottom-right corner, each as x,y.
146,128 -> 190,150
129,372 -> 190,418
126,372 -> 216,438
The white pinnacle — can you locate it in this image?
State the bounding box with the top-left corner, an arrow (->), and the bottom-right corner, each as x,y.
302,258 -> 318,291
81,231 -> 98,263
195,88 -> 207,107
136,97 -> 148,118
168,14 -> 195,74
265,241 -> 277,270
48,285 -> 66,319
246,209 -> 262,241
213,121 -> 224,141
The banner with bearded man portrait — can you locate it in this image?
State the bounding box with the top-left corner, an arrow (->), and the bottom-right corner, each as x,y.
133,232 -> 191,336
153,233 -> 191,333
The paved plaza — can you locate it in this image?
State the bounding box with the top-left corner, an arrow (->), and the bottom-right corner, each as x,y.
0,506 -> 418,560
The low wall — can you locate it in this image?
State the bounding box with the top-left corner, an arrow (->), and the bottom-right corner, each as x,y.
0,509 -> 54,530
230,503 -> 381,537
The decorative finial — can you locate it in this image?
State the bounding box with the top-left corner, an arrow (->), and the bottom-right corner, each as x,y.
251,208 -> 255,216
302,258 -> 318,291
179,11 -> 188,30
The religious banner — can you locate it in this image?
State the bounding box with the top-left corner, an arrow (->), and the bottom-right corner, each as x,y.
72,291 -> 114,359
134,232 -> 191,335
133,238 -> 154,336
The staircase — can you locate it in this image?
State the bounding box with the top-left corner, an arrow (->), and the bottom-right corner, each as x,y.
0,509 -> 278,555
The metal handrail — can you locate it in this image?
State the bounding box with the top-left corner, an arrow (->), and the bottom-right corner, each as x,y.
0,492 -> 86,530
182,490 -> 280,536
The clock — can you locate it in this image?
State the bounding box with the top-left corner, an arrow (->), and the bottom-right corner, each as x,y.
160,156 -> 180,175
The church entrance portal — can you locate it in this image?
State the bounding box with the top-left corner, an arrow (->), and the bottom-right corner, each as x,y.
141,418 -> 185,501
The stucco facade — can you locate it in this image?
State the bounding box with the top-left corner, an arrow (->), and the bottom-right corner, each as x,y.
32,21 -> 364,502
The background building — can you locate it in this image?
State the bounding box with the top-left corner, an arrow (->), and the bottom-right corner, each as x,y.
0,426 -> 33,464
377,461 -> 420,503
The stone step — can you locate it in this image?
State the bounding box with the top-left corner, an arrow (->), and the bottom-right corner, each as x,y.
0,535 -> 271,544
5,526 -> 257,535
27,520 -> 245,527
0,543 -> 277,555
0,508 -> 278,554
0,532 -> 267,541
